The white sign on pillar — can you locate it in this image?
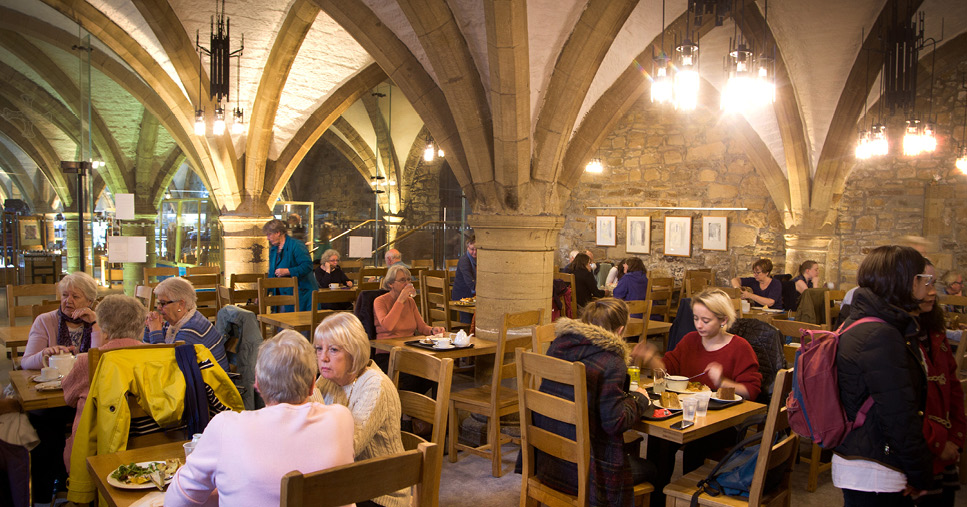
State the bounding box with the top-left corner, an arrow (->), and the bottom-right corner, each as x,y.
115,193 -> 135,220
108,236 -> 147,263
348,236 -> 374,258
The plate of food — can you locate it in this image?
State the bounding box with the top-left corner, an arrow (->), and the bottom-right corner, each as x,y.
452,297 -> 475,306
35,380 -> 63,391
667,381 -> 711,394
107,460 -> 182,490
652,392 -> 685,411
710,387 -> 743,403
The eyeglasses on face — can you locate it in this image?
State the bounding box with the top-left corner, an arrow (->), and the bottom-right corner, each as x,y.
156,299 -> 181,308
915,274 -> 935,287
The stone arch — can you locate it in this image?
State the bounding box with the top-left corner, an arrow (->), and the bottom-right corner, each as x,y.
0,142 -> 41,208
152,147 -> 187,209
0,102 -> 69,205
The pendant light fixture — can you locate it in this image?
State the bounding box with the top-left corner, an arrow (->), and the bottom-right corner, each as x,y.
673,9 -> 700,112
650,0 -> 673,105
194,0 -> 244,136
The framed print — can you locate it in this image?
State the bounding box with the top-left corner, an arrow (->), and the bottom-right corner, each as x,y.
596,216 -> 616,246
664,216 -> 691,257
626,217 -> 650,254
702,216 -> 728,251
19,217 -> 42,247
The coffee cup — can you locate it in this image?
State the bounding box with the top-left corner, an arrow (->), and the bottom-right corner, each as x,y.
329,283 -> 340,289
40,366 -> 59,380
434,338 -> 452,348
49,354 -> 76,375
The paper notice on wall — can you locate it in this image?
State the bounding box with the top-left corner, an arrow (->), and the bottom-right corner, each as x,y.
115,193 -> 135,220
348,236 -> 373,258
108,236 -> 147,263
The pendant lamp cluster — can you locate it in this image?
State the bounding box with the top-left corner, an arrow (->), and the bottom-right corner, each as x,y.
649,0 -> 700,112
423,131 -> 444,162
194,0 -> 245,137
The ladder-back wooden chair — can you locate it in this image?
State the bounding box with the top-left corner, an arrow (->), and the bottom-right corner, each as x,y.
663,368 -> 798,506
622,300 -> 654,345
143,266 -> 179,287
185,274 -> 220,321
185,265 -> 220,277
7,283 -> 59,327
823,290 -> 847,330
531,323 -> 557,356
310,290 -> 355,331
229,273 -> 265,313
411,259 -> 434,269
357,266 -> 387,291
448,309 -> 543,477
257,277 -> 299,340
418,270 -> 448,322
517,349 -> 653,507
422,274 -> 453,331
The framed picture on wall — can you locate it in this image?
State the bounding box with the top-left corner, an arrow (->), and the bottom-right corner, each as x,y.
19,217 -> 42,247
626,217 -> 650,253
702,216 -> 727,251
664,216 -> 691,257
596,216 -> 616,246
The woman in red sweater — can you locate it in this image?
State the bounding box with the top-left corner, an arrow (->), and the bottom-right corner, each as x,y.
635,288 -> 761,507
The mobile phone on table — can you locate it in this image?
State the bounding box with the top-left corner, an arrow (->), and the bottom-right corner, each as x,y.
669,420 -> 694,430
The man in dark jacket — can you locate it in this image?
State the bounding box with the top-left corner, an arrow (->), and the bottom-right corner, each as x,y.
834,245 -> 934,505
451,236 -> 477,324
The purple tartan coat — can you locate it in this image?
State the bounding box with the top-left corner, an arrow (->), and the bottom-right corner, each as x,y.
534,318 -> 650,507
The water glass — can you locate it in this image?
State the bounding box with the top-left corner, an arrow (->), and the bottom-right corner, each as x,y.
652,368 -> 666,395
183,442 -> 197,459
681,397 -> 698,422
695,392 -> 712,418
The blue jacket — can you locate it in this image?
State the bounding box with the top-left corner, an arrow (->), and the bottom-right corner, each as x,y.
268,235 -> 318,312
451,252 -> 476,301
144,310 -> 228,371
613,271 -> 648,303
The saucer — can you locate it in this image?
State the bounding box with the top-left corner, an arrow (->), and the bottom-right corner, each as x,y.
433,343 -> 455,350
31,374 -> 63,383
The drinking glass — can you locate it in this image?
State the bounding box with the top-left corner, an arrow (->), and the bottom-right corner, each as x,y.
183,442 -> 197,459
695,392 -> 712,418
652,368 -> 666,395
682,397 -> 698,422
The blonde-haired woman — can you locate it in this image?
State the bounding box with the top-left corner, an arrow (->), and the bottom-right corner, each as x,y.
312,313 -> 408,507
22,271 -> 100,370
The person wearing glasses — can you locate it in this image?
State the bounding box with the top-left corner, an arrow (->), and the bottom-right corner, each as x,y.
146,277 -> 228,371
730,258 -> 783,309
372,266 -> 444,370
833,245 -> 934,506
941,270 -> 964,314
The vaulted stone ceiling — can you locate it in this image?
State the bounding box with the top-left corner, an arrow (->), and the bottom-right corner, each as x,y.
0,0 -> 964,229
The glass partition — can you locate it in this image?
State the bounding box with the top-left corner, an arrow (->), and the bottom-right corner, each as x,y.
156,198 -> 220,266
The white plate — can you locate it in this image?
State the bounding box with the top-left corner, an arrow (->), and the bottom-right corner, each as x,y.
757,308 -> 785,313
651,397 -> 683,411
433,344 -> 455,350
31,374 -> 63,383
107,461 -> 174,490
710,393 -> 744,403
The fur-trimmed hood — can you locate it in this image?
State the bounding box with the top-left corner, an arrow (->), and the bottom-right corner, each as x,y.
553,318 -> 630,363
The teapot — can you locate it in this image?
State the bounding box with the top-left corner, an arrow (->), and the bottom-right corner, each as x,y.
47,353 -> 76,375
453,329 -> 471,347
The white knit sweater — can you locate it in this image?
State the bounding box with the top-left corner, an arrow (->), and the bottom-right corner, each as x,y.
315,362 -> 409,507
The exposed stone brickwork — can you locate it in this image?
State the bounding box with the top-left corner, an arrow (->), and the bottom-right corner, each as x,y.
288,140 -> 376,222
558,98 -> 787,286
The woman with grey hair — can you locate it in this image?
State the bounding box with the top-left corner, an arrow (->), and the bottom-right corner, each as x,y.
312,314 -> 409,507
264,218 -> 318,312
22,271 -> 100,370
165,330 -> 354,506
372,266 -> 444,366
314,248 -> 354,306
146,277 -> 228,370
62,295 -> 147,470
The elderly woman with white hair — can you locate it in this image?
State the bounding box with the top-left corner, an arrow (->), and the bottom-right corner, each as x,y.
165,330 -> 355,507
146,277 -> 228,370
22,271 -> 100,370
312,313 -> 409,507
62,295 -> 147,470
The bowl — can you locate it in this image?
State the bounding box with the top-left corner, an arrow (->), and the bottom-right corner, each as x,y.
666,375 -> 688,392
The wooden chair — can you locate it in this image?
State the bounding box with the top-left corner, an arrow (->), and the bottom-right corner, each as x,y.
422,274 -> 453,331
280,441 -> 439,507
229,273 -> 264,313
418,270 -> 448,322
185,265 -> 220,276
445,259 -> 459,272
663,368 -> 798,506
770,319 -> 823,345
185,274 -> 220,321
143,266 -> 178,286
623,300 -> 654,344
823,290 -> 847,330
939,294 -> 967,311
715,286 -> 743,298
257,277 -> 299,340
339,259 -> 363,278
552,272 -> 578,320
31,302 -> 61,319
517,349 -> 653,507
411,259 -> 434,269
357,266 -> 387,291
647,288 -> 674,323
731,298 -> 745,319
7,283 -> 59,327
448,309 -> 544,477
683,272 -> 713,298
388,347 -> 453,488
531,323 -> 557,355
309,290 -> 355,331
135,285 -> 156,311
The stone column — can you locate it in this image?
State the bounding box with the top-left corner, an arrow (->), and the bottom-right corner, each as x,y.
62,212 -> 92,276
783,233 -> 835,287
469,214 -> 563,340
119,215 -> 158,295
219,215 -> 275,277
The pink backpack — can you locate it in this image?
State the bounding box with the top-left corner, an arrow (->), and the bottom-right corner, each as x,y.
785,317 -> 883,449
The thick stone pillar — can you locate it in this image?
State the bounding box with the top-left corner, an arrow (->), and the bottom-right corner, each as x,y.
219,215 -> 274,277
469,214 -> 563,340
119,215 -> 158,295
783,234 -> 836,287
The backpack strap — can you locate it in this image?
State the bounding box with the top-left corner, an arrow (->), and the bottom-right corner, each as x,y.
834,316 -> 886,335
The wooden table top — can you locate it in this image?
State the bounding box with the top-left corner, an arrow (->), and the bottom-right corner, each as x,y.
633,398 -> 766,444
744,309 -> 790,323
257,311 -> 312,331
371,336 -> 498,359
0,325 -> 31,348
625,319 -> 673,336
10,369 -> 67,411
87,441 -> 186,507
449,302 -> 475,314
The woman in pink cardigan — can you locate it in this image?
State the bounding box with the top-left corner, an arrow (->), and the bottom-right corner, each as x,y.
22,271 -> 101,371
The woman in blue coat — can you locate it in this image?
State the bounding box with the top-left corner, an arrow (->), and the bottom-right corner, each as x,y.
613,257 -> 648,317
264,218 -> 318,312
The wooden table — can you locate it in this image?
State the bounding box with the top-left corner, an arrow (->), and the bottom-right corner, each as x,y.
257,311 -> 312,331
370,336 -> 498,359
9,369 -> 67,411
634,398 -> 766,444
0,325 -> 31,360
450,302 -> 475,314
87,441 -> 186,507
744,309 -> 789,324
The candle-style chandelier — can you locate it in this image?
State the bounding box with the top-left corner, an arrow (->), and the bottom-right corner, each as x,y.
195,0 -> 245,136
721,0 -> 774,113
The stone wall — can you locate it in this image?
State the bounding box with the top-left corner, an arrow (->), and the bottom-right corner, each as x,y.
559,97 -> 787,286
289,140 -> 376,223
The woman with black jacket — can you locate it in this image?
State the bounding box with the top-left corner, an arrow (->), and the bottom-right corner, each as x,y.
567,253 -> 604,308
834,245 -> 935,506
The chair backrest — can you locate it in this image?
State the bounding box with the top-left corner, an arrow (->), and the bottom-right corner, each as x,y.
184,273 -> 220,289
411,259 -> 434,269
824,290 -> 847,330
31,302 -> 62,319
186,265 -> 220,276
681,271 -> 713,299
488,309 -> 544,407
7,283 -> 59,326
939,294 -> 967,308
517,349 -> 590,506
310,290 -> 354,330
388,346 -> 453,491
422,275 -> 451,330
731,297 -> 745,318
258,278 -> 299,339
418,270 -> 448,322
229,273 -> 264,312
770,319 -> 823,344
357,267 -> 388,290
622,300 -> 653,342
747,368 -> 798,505
647,277 -> 675,294
445,259 -> 459,271
186,274 -> 221,321
647,288 -> 674,322
715,286 -> 743,298
143,266 -> 178,286
104,268 -> 124,288
280,442 -> 439,507
531,323 -> 557,355
552,272 -> 578,320
339,259 -> 364,277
